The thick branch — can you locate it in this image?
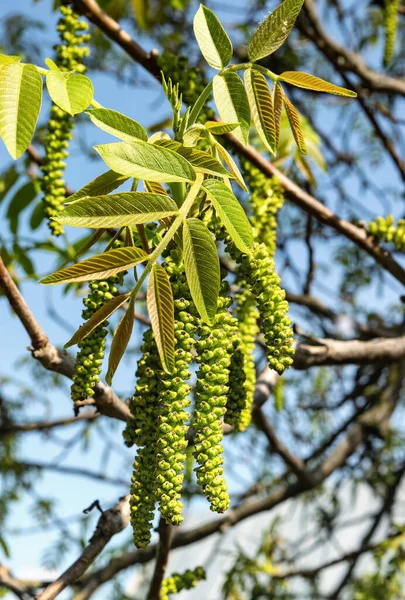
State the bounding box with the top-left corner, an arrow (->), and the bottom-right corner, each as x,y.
293,335 -> 405,369
37,495 -> 130,600
146,519 -> 173,600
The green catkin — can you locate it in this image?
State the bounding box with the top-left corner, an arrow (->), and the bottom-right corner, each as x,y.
124,250 -> 196,545
383,0 -> 399,66
243,243 -> 294,375
125,329 -> 160,548
368,215 -> 405,251
234,289 -> 260,430
40,6 -> 90,235
241,159 -> 285,258
71,276 -> 120,403
192,282 -> 234,513
154,253 -> 196,526
161,567 -> 206,600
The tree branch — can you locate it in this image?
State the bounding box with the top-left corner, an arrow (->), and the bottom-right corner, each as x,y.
146,519 -> 173,600
37,495 -> 130,600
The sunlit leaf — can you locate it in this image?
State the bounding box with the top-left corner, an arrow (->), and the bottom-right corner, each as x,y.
245,68 -> 277,154
56,192 -> 179,228
95,140 -> 196,183
213,73 -> 250,146
46,70 -> 93,116
183,217 -> 219,324
204,121 -> 240,135
248,0 -> 304,62
215,141 -> 248,191
66,170 -> 129,204
40,247 -> 147,285
203,178 -> 253,253
64,293 -> 130,348
283,93 -> 306,154
273,81 -> 283,149
0,64 -> 42,159
193,4 -> 233,70
86,108 -> 148,142
154,138 -> 231,178
106,294 -> 135,384
144,181 -> 167,195
279,71 -> 357,97
147,264 -> 175,373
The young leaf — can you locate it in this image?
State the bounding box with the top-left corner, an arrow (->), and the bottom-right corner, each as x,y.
106,294 -> 135,384
279,71 -> 357,97
245,69 -> 277,154
65,293 -> 130,348
66,170 -> 129,203
147,264 -> 175,373
193,4 -> 233,70
204,121 -> 240,135
283,93 -> 307,154
86,108 -> 148,142
215,141 -> 248,191
46,71 -> 94,116
183,218 -> 220,324
183,124 -> 205,147
95,140 -> 196,183
0,64 -> 42,159
273,81 -> 283,148
153,138 -> 231,178
213,73 -> 250,146
203,179 -> 253,253
40,247 -> 147,285
0,54 -> 21,66
248,0 -> 304,62
56,192 -> 179,228
7,182 -> 38,235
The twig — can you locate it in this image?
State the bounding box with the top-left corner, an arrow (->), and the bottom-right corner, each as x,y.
146,519 -> 173,600
37,495 -> 130,600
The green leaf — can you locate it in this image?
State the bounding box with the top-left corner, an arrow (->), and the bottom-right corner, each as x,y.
64,293 -> 130,348
0,63 -> 42,159
7,182 -> 38,234
213,73 -> 250,146
183,217 -> 220,324
40,247 -> 147,285
203,179 -> 253,253
95,140 -> 196,183
56,192 -> 178,228
245,69 -> 277,154
248,0 -> 304,62
204,121 -> 240,135
45,58 -> 59,71
30,200 -> 45,231
279,71 -> 357,97
153,139 -> 231,178
215,141 -> 248,191
0,167 -> 19,204
46,70 -> 93,116
193,4 -> 233,70
86,108 -> 148,142
131,0 -> 148,29
147,264 -> 175,373
0,534 -> 10,558
106,294 -> 135,385
66,170 -> 129,203
0,54 -> 21,66
273,81 -> 283,149
283,93 -> 306,154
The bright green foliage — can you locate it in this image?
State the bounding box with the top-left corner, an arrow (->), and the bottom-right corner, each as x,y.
161,566 -> 206,599
368,215 -> 405,251
40,5 -> 90,235
234,289 -> 259,431
244,244 -> 294,374
71,276 -> 121,403
193,5 -> 233,71
192,282 -> 235,513
383,0 -> 399,66
225,325 -> 248,428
